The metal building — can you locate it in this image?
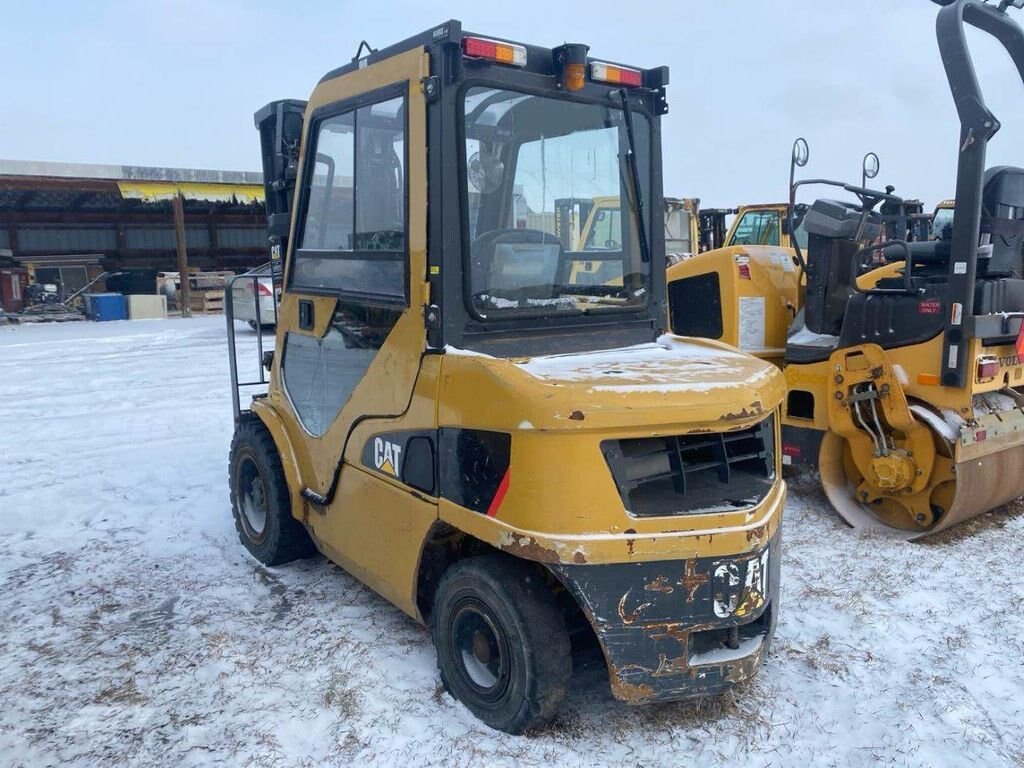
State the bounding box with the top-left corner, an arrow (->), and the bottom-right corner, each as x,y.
0,159 -> 267,312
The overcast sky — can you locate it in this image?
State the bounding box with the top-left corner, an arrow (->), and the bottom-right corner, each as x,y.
2,0 -> 1023,207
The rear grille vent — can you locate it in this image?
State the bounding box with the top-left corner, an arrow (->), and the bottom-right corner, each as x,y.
602,415 -> 775,517
669,271 -> 723,339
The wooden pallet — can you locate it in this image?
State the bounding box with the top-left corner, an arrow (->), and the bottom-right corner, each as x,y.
188,290 -> 224,314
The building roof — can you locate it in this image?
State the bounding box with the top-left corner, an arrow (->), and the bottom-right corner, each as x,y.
0,159 -> 262,185
0,159 -> 266,210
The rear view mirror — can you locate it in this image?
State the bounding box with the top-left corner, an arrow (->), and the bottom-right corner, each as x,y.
792,137 -> 809,168
863,152 -> 880,181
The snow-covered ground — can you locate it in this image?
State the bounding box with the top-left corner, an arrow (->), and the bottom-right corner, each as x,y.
1,317 -> 1022,767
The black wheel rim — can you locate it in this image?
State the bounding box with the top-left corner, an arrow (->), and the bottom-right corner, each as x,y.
236,454 -> 268,543
449,597 -> 511,703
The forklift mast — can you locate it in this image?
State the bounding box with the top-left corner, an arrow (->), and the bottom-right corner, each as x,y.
254,99 -> 307,285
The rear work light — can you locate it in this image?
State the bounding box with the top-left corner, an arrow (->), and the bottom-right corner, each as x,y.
977,356 -> 999,380
590,61 -> 643,87
463,36 -> 527,67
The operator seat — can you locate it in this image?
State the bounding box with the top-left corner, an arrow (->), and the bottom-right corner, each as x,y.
975,166 -> 1024,313
785,199 -> 882,364
979,166 -> 1024,276
469,228 -> 564,305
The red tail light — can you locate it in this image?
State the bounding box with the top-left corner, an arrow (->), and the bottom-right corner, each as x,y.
977,356 -> 998,380
590,61 -> 643,87
255,282 -> 272,296
463,36 -> 527,67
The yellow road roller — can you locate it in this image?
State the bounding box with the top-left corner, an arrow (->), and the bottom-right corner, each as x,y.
225,22 -> 787,733
667,0 -> 1024,539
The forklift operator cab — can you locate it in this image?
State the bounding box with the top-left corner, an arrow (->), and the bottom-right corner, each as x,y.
227,21 -> 787,735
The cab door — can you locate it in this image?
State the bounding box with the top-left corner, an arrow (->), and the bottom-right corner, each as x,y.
269,48 -> 435,611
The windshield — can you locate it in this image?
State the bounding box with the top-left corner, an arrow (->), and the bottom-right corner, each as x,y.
462,86 -> 651,318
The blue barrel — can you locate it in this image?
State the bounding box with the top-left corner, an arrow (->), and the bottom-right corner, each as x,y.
84,293 -> 127,321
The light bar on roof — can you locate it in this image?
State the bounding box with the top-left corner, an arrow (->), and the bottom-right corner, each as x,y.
590,61 -> 643,87
463,36 -> 527,67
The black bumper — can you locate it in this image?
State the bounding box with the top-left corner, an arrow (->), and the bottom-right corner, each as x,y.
549,535 -> 781,704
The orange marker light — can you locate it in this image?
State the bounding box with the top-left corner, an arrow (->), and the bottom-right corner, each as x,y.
463,36 -> 527,67
565,62 -> 586,91
590,61 -> 643,87
917,373 -> 941,386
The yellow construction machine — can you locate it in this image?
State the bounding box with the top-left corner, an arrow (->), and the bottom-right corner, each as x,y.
226,22 -> 786,733
567,195 -> 700,285
723,203 -> 798,249
933,198 -> 956,239
667,0 -> 1024,539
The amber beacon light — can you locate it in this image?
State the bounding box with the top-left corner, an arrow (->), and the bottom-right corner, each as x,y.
554,43 -> 590,91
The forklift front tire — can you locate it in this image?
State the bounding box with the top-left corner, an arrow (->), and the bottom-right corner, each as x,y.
229,417 -> 315,565
431,555 -> 571,734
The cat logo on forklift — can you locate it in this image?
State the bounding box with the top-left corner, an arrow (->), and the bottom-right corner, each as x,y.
713,549 -> 770,618
373,437 -> 402,477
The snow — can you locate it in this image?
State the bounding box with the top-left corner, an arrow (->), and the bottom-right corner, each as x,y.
688,632 -> 766,666
515,336 -> 778,396
518,337 -> 750,380
2,318 -> 1024,766
787,326 -> 840,347
442,344 -> 493,359
910,404 -> 964,443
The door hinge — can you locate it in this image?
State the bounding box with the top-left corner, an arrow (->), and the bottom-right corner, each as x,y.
421,76 -> 440,103
425,303 -> 442,331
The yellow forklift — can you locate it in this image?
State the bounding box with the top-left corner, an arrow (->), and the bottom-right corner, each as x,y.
567,195 -> 701,285
723,203 -> 796,249
667,0 -> 1024,539
226,22 -> 787,733
933,198 -> 956,239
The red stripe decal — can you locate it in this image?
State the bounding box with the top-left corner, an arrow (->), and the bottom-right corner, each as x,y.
486,469 -> 511,518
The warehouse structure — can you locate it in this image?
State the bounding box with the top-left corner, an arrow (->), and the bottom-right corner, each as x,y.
0,159 -> 267,312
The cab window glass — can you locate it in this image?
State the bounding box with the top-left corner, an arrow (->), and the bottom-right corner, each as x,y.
933,208 -> 955,240
292,94 -> 406,301
729,210 -> 781,246
462,87 -> 651,318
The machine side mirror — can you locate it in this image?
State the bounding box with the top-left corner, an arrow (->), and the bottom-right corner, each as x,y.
862,152 -> 880,181
792,137 -> 810,169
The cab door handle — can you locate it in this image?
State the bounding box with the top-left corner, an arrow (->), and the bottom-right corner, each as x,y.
299,300 -> 314,330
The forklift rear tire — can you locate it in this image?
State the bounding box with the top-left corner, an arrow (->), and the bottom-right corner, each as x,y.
431,554 -> 571,734
229,417 -> 315,565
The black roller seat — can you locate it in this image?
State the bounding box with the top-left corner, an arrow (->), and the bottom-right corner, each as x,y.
787,199 -> 883,364
785,309 -> 840,364
974,166 -> 1024,313
980,166 -> 1024,277
873,168 -> 1024,313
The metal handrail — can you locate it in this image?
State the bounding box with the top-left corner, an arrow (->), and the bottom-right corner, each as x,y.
225,273 -> 279,421
850,240 -> 923,296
